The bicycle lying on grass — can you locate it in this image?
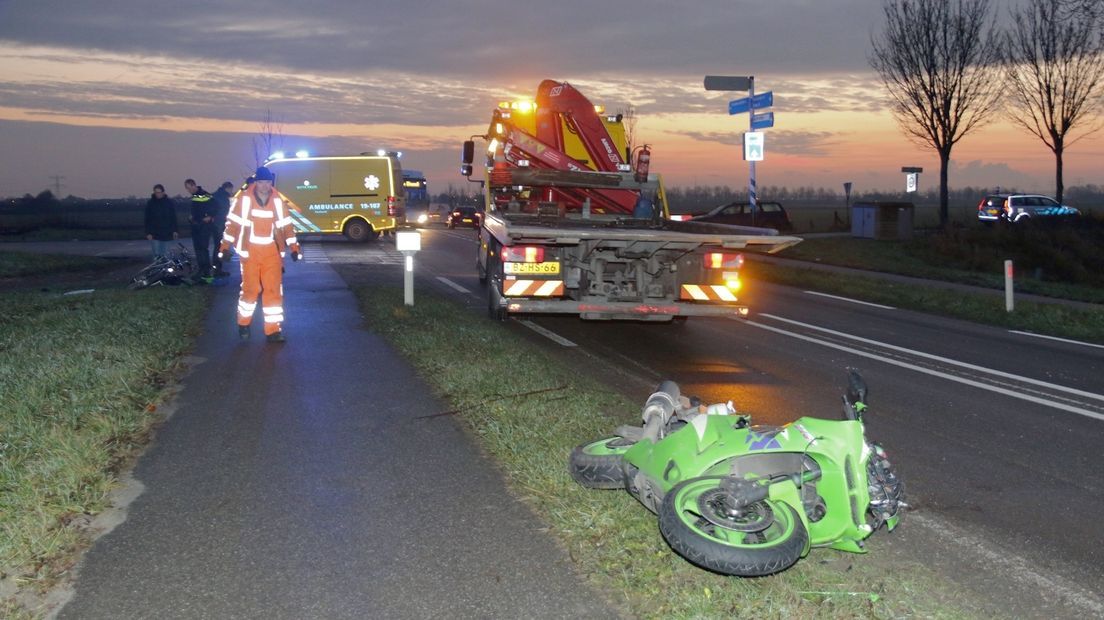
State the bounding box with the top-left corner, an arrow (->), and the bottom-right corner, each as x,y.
128,244 -> 195,290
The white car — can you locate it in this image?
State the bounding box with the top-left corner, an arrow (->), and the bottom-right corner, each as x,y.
977,193 -> 1079,223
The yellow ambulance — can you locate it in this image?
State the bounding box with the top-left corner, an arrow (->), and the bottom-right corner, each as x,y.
261,153 -> 405,241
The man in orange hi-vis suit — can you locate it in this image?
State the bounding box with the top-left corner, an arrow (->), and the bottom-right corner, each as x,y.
218,166 -> 301,343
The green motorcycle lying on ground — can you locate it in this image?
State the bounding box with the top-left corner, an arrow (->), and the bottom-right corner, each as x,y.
570,370 -> 905,577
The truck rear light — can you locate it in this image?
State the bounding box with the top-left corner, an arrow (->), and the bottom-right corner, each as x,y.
705,253 -> 743,269
387,196 -> 397,216
502,245 -> 545,263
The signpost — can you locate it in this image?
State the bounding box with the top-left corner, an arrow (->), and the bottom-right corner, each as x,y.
750,111 -> 774,130
901,167 -> 922,194
705,75 -> 751,91
728,92 -> 773,115
705,75 -> 776,221
743,132 -> 764,161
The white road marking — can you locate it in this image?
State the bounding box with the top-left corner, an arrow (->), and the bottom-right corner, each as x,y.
1008,330 -> 1104,350
435,276 -> 474,296
908,513 -> 1104,616
519,320 -> 577,347
747,316 -> 1104,422
441,229 -> 482,242
299,245 -> 330,264
759,313 -> 1104,404
803,290 -> 895,309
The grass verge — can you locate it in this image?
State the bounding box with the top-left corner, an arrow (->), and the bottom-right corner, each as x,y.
0,284 -> 207,616
0,251 -> 122,279
353,285 -> 982,620
747,261 -> 1104,344
0,229 -> 148,243
780,235 -> 1104,304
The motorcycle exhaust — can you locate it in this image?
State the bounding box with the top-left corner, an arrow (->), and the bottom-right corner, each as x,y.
641,380 -> 682,442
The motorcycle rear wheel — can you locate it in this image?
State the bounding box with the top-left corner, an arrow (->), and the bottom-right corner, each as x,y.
659,476 -> 807,577
568,436 -> 635,489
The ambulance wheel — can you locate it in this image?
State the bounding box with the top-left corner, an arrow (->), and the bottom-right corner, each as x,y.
344,219 -> 376,242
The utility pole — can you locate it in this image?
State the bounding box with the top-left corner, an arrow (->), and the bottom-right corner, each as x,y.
49,175 -> 65,194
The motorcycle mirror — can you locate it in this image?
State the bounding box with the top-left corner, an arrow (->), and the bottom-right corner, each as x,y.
841,396 -> 858,421
847,370 -> 867,405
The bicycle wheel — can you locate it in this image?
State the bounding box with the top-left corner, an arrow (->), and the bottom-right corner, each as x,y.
128,262 -> 167,290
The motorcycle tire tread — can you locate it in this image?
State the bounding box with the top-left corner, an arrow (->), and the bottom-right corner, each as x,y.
569,444 -> 627,490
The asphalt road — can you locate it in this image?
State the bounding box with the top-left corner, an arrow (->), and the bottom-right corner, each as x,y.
13,232 -> 1103,618
380,226 -> 1104,619
49,243 -> 617,619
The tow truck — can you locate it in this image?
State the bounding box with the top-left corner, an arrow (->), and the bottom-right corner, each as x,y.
462,80 -> 800,322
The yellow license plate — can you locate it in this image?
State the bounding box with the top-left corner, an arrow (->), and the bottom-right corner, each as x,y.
504,262 -> 560,275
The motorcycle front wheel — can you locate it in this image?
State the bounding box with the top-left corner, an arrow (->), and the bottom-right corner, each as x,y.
658,476 -> 808,577
568,436 -> 635,489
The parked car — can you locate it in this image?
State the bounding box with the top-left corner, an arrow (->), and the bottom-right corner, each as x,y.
447,206 -> 482,229
977,193 -> 1079,224
689,200 -> 793,231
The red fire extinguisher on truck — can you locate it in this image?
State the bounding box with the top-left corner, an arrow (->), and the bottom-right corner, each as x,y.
633,145 -> 651,184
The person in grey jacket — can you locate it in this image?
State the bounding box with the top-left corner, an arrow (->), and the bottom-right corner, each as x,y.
144,184 -> 178,259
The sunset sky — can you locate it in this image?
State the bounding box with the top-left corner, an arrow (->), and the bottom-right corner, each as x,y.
0,0 -> 1100,200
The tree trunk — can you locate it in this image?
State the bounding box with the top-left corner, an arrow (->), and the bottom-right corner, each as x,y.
939,150 -> 951,228
1055,148 -> 1064,204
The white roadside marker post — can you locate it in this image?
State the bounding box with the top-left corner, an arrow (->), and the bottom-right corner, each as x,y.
396,230 -> 421,306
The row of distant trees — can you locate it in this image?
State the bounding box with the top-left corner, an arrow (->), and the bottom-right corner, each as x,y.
8,183 -> 1104,214
869,0 -> 1104,226
664,184 -> 1104,211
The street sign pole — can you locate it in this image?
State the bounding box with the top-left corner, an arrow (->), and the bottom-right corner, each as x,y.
747,77 -> 757,224
709,74 -> 771,224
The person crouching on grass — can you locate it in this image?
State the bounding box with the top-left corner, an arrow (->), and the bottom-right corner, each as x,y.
218,166 -> 301,343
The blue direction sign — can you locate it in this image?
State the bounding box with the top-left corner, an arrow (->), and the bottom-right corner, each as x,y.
751,111 -> 775,130
728,91 -> 774,115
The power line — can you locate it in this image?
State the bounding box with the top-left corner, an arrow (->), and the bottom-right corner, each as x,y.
49,175 -> 65,194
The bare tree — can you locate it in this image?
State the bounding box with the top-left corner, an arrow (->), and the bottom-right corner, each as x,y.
1003,0 -> 1104,203
618,103 -> 638,161
869,0 -> 1003,227
251,108 -> 285,169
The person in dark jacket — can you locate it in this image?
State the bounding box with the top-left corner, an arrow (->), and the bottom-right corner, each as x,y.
144,184 -> 178,260
185,178 -> 214,282
209,181 -> 234,277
